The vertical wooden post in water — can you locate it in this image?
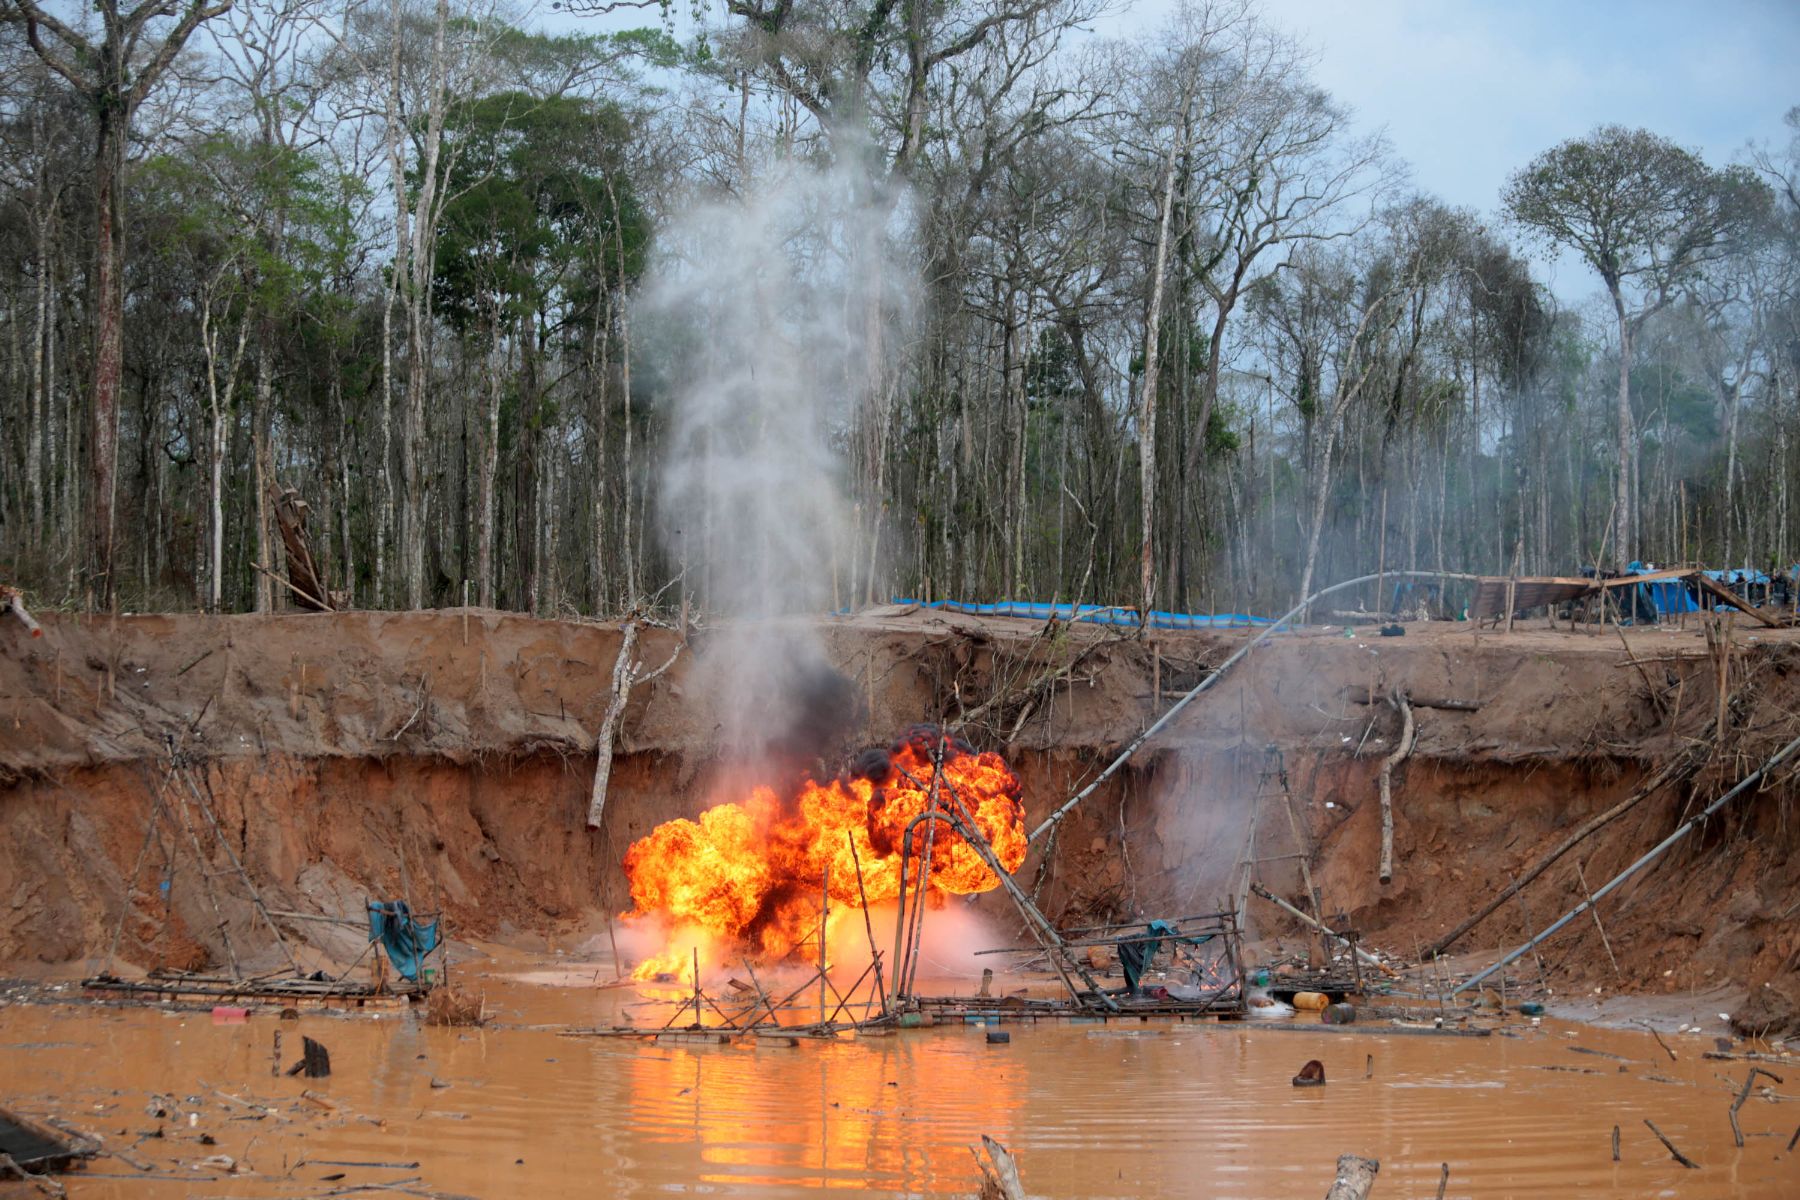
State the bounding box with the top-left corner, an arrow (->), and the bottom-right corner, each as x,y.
818,867 -> 830,1026
847,833 -> 887,1015
691,947 -> 700,1028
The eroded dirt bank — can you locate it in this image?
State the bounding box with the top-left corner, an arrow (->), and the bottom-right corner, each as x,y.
2,607 -> 1798,1031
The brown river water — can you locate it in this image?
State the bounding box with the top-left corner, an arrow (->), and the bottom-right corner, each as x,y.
3,954 -> 1795,1199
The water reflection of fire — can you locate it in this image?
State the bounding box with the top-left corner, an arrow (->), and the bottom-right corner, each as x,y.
622,726 -> 1027,982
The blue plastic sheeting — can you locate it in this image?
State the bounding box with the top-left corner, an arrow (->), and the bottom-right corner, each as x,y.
1639,580 -> 1698,614
894,599 -> 1273,630
1624,564 -> 1699,616
1703,568 -> 1772,587
367,900 -> 440,981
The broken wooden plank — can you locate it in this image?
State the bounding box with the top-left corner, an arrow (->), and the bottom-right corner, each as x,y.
1691,572 -> 1781,627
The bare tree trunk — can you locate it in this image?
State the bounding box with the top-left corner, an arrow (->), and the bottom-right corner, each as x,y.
1138,143 -> 1180,617
1611,295 -> 1634,566
252,345 -> 275,611
476,319 -> 500,609
587,619 -> 639,829
401,0 -> 452,611
28,208 -> 48,542
89,108 -> 125,609
1323,1154 -> 1380,1200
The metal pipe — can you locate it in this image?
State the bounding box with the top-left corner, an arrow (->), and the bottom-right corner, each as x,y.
1028,571 -> 1480,844
888,810 -> 959,1010
1454,729 -> 1800,996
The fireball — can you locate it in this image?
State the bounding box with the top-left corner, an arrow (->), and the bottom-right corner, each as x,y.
622,727 -> 1026,977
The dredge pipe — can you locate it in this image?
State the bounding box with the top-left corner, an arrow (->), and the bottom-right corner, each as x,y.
1028,571 -> 1480,844
888,810 -> 959,1010
1453,729 -> 1800,996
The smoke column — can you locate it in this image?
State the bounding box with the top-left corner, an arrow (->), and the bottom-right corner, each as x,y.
645,152 -> 914,755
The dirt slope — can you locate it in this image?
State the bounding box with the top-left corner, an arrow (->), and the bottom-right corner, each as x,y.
1,606 -> 1797,1030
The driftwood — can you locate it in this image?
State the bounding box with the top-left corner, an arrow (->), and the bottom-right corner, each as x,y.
1729,1067 -> 1783,1147
1322,1154 -> 1379,1200
1644,1119 -> 1699,1168
1426,746 -> 1703,957
1,586 -> 42,637
585,621 -> 681,829
971,1135 -> 1025,1200
1377,693 -> 1415,885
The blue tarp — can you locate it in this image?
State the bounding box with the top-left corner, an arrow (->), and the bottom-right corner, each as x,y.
894,599 -> 1273,630
1118,919 -> 1215,993
367,900 -> 439,981
1625,564 -> 1698,616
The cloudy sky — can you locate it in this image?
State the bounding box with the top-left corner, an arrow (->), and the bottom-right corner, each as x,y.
581,0 -> 1798,296
1083,0 -> 1798,297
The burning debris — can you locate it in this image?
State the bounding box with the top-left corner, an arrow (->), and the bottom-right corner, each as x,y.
621,725 -> 1026,979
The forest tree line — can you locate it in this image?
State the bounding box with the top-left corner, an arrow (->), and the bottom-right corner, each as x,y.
1,0 -> 1797,619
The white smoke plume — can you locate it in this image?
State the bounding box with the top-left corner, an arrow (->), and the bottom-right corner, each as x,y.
644,150 -> 916,756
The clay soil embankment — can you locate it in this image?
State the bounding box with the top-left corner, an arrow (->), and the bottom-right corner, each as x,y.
1,605 -> 1797,1032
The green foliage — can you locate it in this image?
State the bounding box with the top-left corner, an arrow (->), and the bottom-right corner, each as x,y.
432,91 -> 649,335
1503,124 -> 1771,296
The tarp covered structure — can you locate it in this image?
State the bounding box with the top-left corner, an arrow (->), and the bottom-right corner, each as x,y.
367,900 -> 440,981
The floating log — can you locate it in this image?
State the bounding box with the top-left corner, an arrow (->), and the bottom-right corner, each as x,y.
1240,1021 -> 1491,1039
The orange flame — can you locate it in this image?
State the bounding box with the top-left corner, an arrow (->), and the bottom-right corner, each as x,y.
622,729 -> 1026,976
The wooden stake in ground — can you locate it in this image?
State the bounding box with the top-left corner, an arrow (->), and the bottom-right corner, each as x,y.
1322,1154 -> 1379,1200
1378,692 -> 1415,885
586,621 -> 681,829
1575,859 -> 1622,981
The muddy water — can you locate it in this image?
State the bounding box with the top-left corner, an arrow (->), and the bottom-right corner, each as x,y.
3,963 -> 1794,1199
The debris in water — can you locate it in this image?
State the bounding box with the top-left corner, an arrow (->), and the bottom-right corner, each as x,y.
1293,1060 -> 1326,1087
285,1036 -> 330,1078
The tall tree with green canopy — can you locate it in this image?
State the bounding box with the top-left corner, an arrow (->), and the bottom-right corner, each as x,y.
432,88 -> 649,608
1,0 -> 235,608
1503,125 -> 1768,566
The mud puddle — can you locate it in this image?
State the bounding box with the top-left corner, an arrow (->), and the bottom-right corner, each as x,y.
3,955 -> 1795,1198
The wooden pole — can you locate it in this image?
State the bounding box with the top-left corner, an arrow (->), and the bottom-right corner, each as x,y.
818,866 -> 829,1026
1249,882 -> 1398,976
1378,693 -> 1415,885
846,833 -> 887,1015
1576,859 -> 1622,981
1457,728 -> 1800,996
